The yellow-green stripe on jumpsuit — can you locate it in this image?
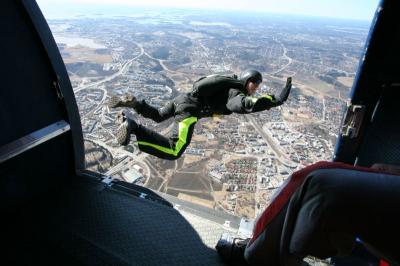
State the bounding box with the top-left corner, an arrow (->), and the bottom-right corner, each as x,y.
132,93 -> 200,160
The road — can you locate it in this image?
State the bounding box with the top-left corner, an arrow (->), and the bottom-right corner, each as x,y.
246,115 -> 285,158
74,42 -> 144,93
270,37 -> 293,75
246,115 -> 298,169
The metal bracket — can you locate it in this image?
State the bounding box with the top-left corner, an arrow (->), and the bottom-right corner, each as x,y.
341,104 -> 366,138
102,176 -> 114,187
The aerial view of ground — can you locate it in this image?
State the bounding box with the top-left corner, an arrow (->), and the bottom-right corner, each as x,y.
46,9 -> 370,218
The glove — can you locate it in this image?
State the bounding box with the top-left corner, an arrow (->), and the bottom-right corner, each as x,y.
274,77 -> 292,106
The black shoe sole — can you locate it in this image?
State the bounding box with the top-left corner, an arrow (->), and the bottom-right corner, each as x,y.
108,96 -> 122,108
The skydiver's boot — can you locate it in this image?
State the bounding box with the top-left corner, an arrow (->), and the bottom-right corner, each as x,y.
216,233 -> 249,265
115,111 -> 138,146
108,94 -> 138,109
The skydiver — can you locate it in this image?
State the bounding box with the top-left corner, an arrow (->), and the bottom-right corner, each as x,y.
108,70 -> 292,160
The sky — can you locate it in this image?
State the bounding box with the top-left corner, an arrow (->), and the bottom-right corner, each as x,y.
37,0 -> 379,21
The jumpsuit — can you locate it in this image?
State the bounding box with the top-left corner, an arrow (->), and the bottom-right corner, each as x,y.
131,75 -> 279,160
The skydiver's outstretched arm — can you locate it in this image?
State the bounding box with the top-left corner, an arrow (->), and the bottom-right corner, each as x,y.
226,77 -> 292,113
273,77 -> 292,106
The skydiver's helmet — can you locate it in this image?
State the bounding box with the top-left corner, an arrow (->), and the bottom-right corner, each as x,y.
240,69 -> 262,86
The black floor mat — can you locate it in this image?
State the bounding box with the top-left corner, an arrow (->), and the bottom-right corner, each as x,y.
4,177 -> 224,266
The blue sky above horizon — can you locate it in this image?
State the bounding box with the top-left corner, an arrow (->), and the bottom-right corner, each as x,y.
37,0 -> 379,22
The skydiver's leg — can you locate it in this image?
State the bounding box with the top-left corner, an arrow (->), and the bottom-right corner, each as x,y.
243,165 -> 400,265
218,162 -> 365,265
117,112 -> 197,160
134,99 -> 175,123
137,93 -> 198,123
283,168 -> 400,263
108,94 -> 175,123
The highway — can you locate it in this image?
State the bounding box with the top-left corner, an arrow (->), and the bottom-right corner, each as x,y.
246,115 -> 298,169
74,42 -> 144,93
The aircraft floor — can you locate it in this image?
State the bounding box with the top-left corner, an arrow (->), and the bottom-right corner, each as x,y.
4,176 -> 226,265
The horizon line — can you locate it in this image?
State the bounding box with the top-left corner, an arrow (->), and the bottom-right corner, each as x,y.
42,6 -> 374,24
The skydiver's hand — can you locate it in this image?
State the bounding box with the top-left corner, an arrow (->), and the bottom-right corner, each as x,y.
274,77 -> 292,106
